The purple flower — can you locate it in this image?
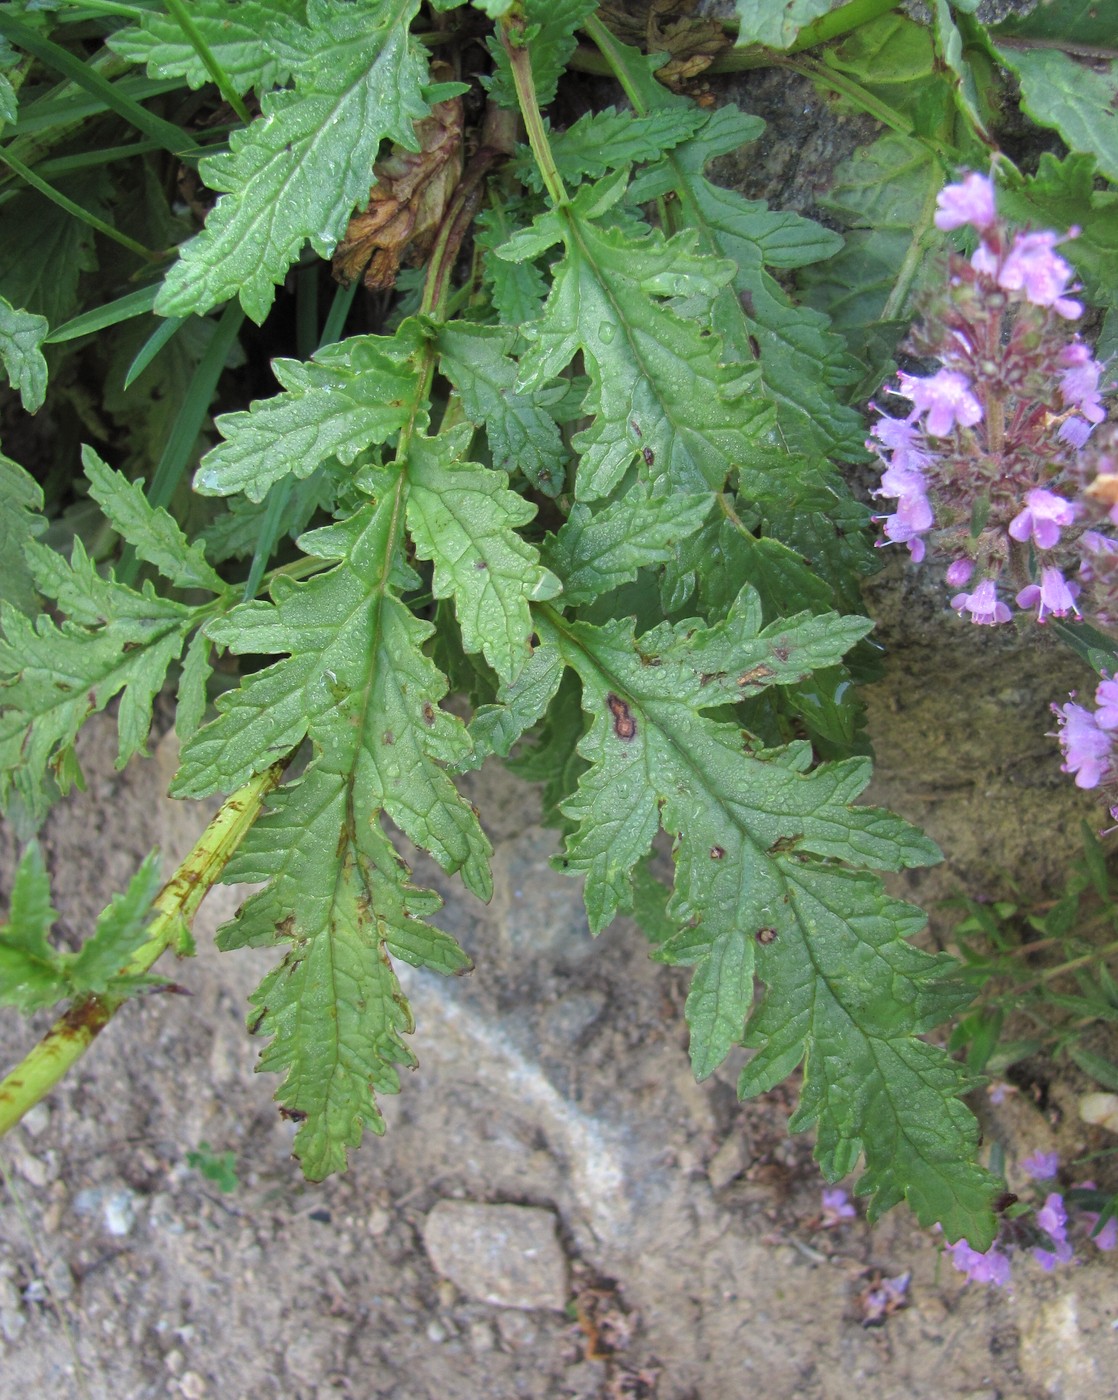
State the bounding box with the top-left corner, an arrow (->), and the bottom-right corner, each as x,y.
897,369 -> 984,438
946,558 -> 974,589
870,412 -> 934,472
952,578 -> 1012,625
935,173 -> 997,233
998,230 -> 1082,319
1033,1193 -> 1075,1270
860,1271 -> 911,1325
1074,1182 -> 1118,1251
1095,677 -> 1118,730
1051,700 -> 1113,788
1093,1216 -> 1118,1251
1033,1239 -> 1075,1270
945,1239 -> 1012,1287
1059,343 -> 1106,424
1021,1150 -> 1059,1180
1079,531 -> 1118,583
1016,566 -> 1080,620
876,480 -> 934,560
1008,488 -> 1079,550
1059,416 -> 1094,449
821,1187 -> 856,1226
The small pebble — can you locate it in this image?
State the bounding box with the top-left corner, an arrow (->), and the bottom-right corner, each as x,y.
0,1308 -> 25,1344
15,1154 -> 49,1189
164,1349 -> 185,1376
179,1370 -> 207,1398
104,1189 -> 137,1237
21,1104 -> 50,1138
468,1319 -> 496,1355
366,1207 -> 391,1237
425,1319 -> 448,1344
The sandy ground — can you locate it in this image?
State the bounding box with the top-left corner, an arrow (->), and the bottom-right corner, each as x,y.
0,680 -> 1115,1400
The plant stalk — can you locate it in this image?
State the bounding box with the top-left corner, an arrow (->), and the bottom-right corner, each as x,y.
0,760 -> 287,1138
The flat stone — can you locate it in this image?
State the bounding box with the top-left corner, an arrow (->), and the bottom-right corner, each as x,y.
422,1202 -> 567,1311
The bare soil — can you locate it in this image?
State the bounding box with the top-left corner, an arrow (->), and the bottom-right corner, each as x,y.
0,681 -> 1115,1400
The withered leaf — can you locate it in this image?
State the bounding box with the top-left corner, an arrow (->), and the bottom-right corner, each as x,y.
333,78 -> 463,292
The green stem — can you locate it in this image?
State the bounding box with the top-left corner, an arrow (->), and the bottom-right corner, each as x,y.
499,19 -> 567,208
163,0 -> 252,125
0,761 -> 287,1138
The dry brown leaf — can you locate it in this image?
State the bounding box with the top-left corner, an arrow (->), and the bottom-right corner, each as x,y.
333,72 -> 464,292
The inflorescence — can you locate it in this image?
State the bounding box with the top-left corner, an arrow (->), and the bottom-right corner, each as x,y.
868,171 -> 1117,812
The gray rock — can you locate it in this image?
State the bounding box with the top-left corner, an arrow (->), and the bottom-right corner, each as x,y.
422,1201 -> 568,1311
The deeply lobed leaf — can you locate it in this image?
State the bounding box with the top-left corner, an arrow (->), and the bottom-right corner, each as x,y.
156,0 -> 431,322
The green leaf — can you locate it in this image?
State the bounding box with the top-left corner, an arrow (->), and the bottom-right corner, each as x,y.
108,0 -> 310,95
993,46 -> 1118,185
600,36 -> 864,459
196,326 -> 426,502
404,426 -> 560,684
175,626 -> 214,742
0,175 -> 102,325
0,842 -> 59,1011
66,851 -> 163,995
929,0 -> 991,141
536,600 -> 991,1237
156,0 -> 430,322
0,70 -> 16,131
0,844 -> 162,1011
990,0 -> 1117,47
485,0 -> 597,109
998,153 -> 1118,311
633,104 -> 864,458
0,542 -> 203,821
799,132 -> 941,383
80,447 -> 226,594
0,296 -> 47,412
739,862 -> 997,1244
543,486 -> 713,604
505,188 -> 768,500
176,492 -> 489,1177
464,639 -> 566,769
515,106 -> 707,193
435,321 -> 569,497
734,0 -> 836,50
221,773 -> 467,1178
0,451 -> 46,616
476,203 -> 550,326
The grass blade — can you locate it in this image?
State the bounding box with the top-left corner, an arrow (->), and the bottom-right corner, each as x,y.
47,285 -> 160,343
0,11 -> 201,158
124,314 -> 187,389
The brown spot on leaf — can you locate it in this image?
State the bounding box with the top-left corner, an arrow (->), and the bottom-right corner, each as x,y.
642,447 -> 654,467
606,692 -> 637,740
710,845 -> 725,860
422,702 -> 436,726
756,927 -> 777,945
383,730 -> 395,746
737,663 -> 775,689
